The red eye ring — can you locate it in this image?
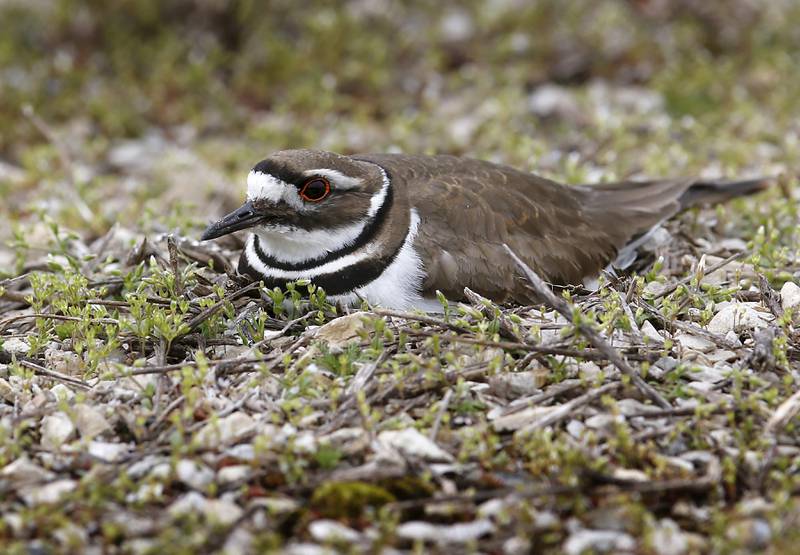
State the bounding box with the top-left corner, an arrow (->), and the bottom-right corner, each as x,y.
298,177 -> 331,202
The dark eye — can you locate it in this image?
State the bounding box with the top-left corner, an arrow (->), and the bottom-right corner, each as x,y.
298,177 -> 331,202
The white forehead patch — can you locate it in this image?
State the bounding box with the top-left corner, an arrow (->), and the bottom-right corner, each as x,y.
246,170 -> 303,209
303,168 -> 363,190
247,171 -> 286,202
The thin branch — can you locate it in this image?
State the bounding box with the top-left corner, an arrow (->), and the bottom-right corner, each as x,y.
503,244 -> 670,408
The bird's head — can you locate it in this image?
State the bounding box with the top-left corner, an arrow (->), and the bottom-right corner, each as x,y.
201,149 -> 388,242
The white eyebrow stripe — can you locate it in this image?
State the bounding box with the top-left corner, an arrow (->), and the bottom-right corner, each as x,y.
247,170 -> 304,209
303,168 -> 363,190
247,171 -> 287,202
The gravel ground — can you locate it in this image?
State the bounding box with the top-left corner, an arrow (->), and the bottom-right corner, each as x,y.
1,1 -> 800,553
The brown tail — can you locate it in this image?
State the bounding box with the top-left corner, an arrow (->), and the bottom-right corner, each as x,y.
678,177 -> 772,210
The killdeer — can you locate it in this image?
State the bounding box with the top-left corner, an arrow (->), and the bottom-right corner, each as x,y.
201,149 -> 768,309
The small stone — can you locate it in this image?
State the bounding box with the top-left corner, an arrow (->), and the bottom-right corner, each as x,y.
308,519 -> 362,543
577,362 -> 603,380
781,281 -> 800,312
40,412 -> 76,450
127,483 -> 164,503
74,404 -> 111,439
489,370 -> 544,398
168,491 -> 207,518
49,384 -> 75,402
641,321 -> 665,345
0,377 -> 16,403
563,529 -> 636,555
396,519 -> 494,543
315,312 -> 373,351
612,468 -> 649,482
686,366 -> 727,384
3,337 -> 30,354
217,465 -> 252,485
708,304 -> 766,335
566,419 -> 585,439
584,413 -> 625,431
284,543 -> 335,555
724,331 -> 742,347
644,281 -> 667,297
88,441 -> 129,463
528,84 -> 582,121
491,406 -> 553,432
53,521 -> 88,549
127,455 -> 167,479
725,518 -> 771,550
503,536 -> 531,555
251,497 -> 301,514
651,518 -> 688,555
20,479 -> 77,505
195,412 -> 256,449
176,459 -> 215,490
205,498 -> 244,526
224,528 -> 254,554
1,456 -> 54,485
674,333 -> 715,354
377,428 -> 454,462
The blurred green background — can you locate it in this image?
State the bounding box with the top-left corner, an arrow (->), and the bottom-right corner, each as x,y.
0,0 -> 798,271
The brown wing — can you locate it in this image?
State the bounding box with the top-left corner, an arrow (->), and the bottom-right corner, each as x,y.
358,154 -> 765,303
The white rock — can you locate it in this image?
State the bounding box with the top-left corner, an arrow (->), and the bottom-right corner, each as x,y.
127,483 -> 164,503
377,428 -> 454,462
53,521 -> 88,548
725,518 -> 771,550
127,455 -> 167,479
205,498 -> 244,526
195,412 -> 256,449
674,333 -> 715,354
641,321 -> 665,345
224,528 -> 254,554
491,406 -> 553,432
0,456 -> 54,484
315,312 -> 373,351
285,543 -> 336,555
3,337 -> 30,354
308,519 -> 362,543
40,412 -> 76,450
724,331 -> 742,347
612,468 -> 649,482
564,529 -> 636,555
686,366 -> 727,384
528,84 -> 582,121
577,362 -> 603,380
0,377 -> 15,403
20,479 -> 77,505
49,383 -> 75,402
566,419 -> 585,439
396,519 -> 494,543
651,519 -> 688,555
75,404 -> 111,439
708,304 -> 767,335
168,491 -> 207,517
489,370 -> 544,397
781,281 -> 800,312
251,497 -> 301,514
584,414 -> 625,431
644,281 -> 667,297
217,465 -> 251,485
176,459 -> 214,490
294,431 -> 317,454
88,441 -> 129,463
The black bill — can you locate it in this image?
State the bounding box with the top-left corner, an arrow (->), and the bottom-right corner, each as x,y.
201,201 -> 263,241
